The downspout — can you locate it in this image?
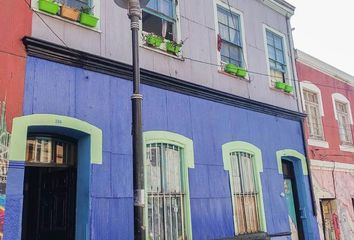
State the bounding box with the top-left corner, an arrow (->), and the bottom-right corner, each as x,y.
286,15 -> 317,216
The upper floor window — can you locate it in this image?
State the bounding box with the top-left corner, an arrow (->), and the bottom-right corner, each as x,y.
303,90 -> 324,140
335,101 -> 353,145
266,30 -> 287,83
143,0 -> 177,41
146,143 -> 185,239
57,0 -> 90,10
217,6 -> 244,67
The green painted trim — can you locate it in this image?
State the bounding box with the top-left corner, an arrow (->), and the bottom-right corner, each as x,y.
222,141 -> 267,234
9,114 -> 102,164
276,149 -> 308,175
143,131 -> 194,240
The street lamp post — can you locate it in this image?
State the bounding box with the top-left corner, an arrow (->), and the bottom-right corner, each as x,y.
113,1 -> 149,239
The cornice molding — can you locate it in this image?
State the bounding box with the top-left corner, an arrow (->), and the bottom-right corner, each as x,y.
261,0 -> 295,16
296,50 -> 354,86
22,36 -> 305,121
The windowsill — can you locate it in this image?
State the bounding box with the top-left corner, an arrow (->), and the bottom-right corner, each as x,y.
218,70 -> 250,82
308,138 -> 329,148
269,86 -> 294,95
140,44 -> 184,61
339,144 -> 354,153
33,9 -> 101,33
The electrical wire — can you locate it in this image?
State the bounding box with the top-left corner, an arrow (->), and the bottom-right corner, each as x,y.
22,0 -> 67,47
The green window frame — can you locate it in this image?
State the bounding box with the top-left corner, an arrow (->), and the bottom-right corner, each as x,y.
222,141 -> 267,235
217,5 -> 244,67
143,131 -> 194,240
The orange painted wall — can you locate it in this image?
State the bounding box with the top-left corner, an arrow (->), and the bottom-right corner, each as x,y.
297,61 -> 354,164
0,0 -> 32,130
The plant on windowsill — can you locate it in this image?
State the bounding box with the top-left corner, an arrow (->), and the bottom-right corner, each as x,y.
79,6 -> 99,28
224,63 -> 248,78
284,84 -> 293,93
165,40 -> 182,56
38,0 -> 60,15
275,81 -> 286,90
60,4 -> 80,21
145,33 -> 164,48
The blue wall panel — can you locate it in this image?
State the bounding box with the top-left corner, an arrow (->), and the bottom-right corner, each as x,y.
11,57 -> 320,239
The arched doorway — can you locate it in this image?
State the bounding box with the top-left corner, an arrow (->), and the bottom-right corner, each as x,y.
22,135 -> 77,240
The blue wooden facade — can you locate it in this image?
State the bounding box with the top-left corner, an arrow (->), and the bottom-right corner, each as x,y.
4,56 -> 320,239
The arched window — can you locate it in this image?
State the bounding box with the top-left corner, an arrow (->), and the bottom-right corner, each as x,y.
332,93 -> 353,146
144,131 -> 194,240
222,141 -> 266,235
300,81 -> 327,146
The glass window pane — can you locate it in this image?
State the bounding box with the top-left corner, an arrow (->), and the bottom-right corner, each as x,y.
146,0 -> 158,11
230,46 -> 241,63
164,145 -> 181,192
230,29 -> 241,46
160,0 -> 173,17
276,49 -> 284,63
274,35 -> 283,49
221,44 -> 230,58
217,8 -> 228,25
147,145 -> 162,192
219,24 -> 229,41
268,45 -> 275,60
228,14 -> 239,30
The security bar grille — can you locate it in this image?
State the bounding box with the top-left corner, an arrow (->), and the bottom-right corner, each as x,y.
146,143 -> 185,240
230,152 -> 260,234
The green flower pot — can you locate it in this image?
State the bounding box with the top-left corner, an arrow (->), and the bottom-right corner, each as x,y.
236,67 -> 247,78
224,63 -> 238,75
38,0 -> 60,15
79,13 -> 99,27
275,81 -> 286,90
284,84 -> 294,93
146,35 -> 163,47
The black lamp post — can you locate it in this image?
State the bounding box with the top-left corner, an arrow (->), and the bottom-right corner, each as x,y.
113,1 -> 149,239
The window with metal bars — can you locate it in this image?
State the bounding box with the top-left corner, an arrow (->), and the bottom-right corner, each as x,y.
217,6 -> 244,67
303,90 -> 324,140
142,0 -> 176,41
230,152 -> 261,234
335,101 -> 353,145
146,143 -> 185,240
266,30 -> 287,83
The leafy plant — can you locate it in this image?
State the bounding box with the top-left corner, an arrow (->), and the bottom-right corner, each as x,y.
80,6 -> 94,15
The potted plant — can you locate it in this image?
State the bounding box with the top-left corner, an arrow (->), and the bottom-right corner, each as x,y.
275,81 -> 286,90
79,6 -> 99,28
38,0 -> 60,15
236,67 -> 247,78
166,40 -> 182,55
145,33 -> 164,48
60,4 -> 80,21
284,84 -> 293,93
224,63 -> 238,75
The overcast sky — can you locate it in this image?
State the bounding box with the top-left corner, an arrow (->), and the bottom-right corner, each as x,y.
287,0 -> 354,76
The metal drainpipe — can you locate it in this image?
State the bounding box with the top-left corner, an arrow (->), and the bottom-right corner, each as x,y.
129,1 -> 145,239
286,15 -> 317,216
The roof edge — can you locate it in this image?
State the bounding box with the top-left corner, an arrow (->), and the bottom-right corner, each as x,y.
296,49 -> 354,86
